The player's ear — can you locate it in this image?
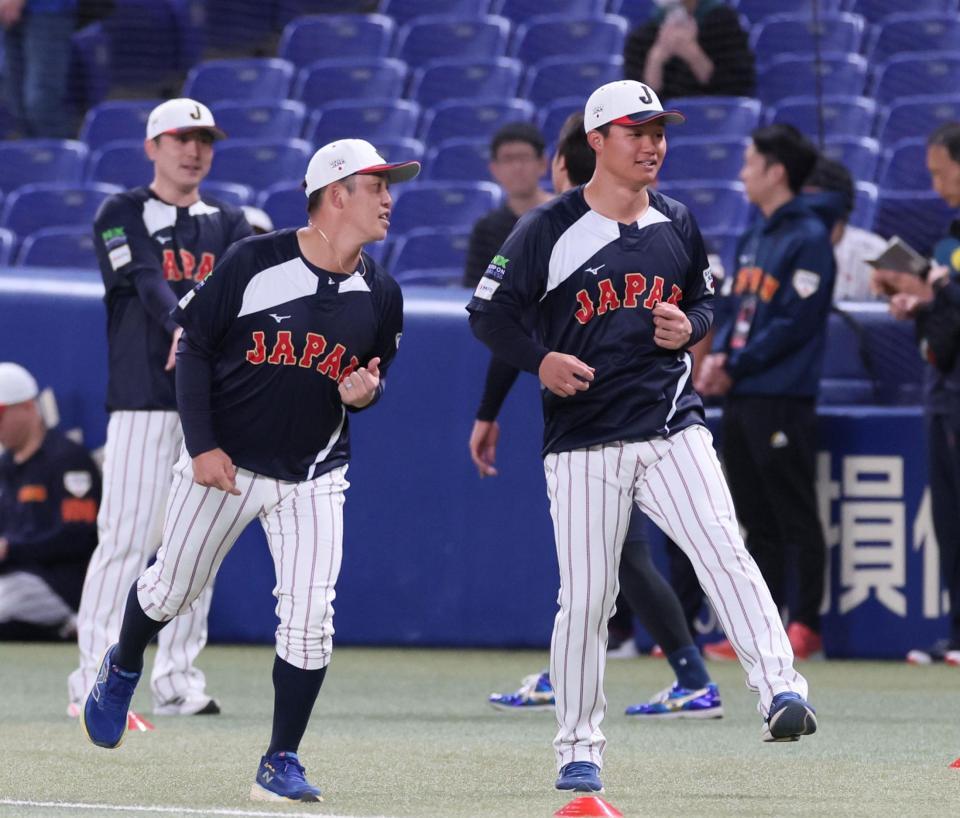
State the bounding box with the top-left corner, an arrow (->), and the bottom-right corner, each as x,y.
143,137 -> 158,161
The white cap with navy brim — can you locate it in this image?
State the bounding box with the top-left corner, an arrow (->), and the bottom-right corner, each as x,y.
584,80 -> 686,132
304,139 -> 421,196
146,98 -> 226,141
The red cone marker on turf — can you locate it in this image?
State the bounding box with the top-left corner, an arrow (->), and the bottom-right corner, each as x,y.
950,758 -> 960,768
554,796 -> 624,817
127,711 -> 154,732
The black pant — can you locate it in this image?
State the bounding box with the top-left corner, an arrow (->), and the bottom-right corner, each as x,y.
721,395 -> 826,631
926,413 -> 960,645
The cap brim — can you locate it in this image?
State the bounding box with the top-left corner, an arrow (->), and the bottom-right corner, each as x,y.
610,110 -> 686,126
356,160 -> 421,185
162,125 -> 228,140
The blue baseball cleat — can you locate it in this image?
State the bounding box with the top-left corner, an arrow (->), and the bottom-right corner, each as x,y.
250,751 -> 323,802
762,691 -> 818,742
488,671 -> 555,712
555,761 -> 603,793
81,644 -> 141,749
625,681 -> 724,719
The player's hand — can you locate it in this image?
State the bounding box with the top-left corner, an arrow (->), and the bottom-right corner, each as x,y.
339,357 -> 380,408
538,352 -> 594,398
695,353 -> 732,396
652,302 -> 692,350
0,537 -> 8,562
469,419 -> 500,478
192,448 -> 241,496
165,327 -> 184,372
889,292 -> 922,321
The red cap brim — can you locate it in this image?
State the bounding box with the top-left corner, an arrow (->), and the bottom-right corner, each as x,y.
163,125 -> 228,140
610,110 -> 685,126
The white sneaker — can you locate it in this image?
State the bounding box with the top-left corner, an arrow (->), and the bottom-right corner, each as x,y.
153,693 -> 220,716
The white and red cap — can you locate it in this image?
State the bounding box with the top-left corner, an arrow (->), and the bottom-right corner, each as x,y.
146,98 -> 226,141
584,80 -> 685,132
304,139 -> 421,196
0,363 -> 38,408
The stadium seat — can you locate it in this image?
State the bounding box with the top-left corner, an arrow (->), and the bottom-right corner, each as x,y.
673,97 -> 761,139
409,58 -> 522,109
204,0 -> 274,50
757,54 -> 868,106
382,0 -> 491,24
210,101 -> 306,141
85,140 -> 151,188
79,100 -> 162,150
848,0 -> 958,24
0,226 -> 14,266
877,138 -> 929,190
872,53 -> 960,104
867,13 -> 960,64
419,98 -> 534,145
15,226 -> 99,269
769,96 -> 877,140
277,0 -> 389,28
510,15 -> 628,64
295,58 -> 408,108
389,227 -> 471,274
493,0 -> 606,21
305,99 -> 420,147
278,14 -> 396,66
734,0 -> 845,23
388,181 -> 501,234
850,181 -> 878,230
200,182 -> 256,208
657,182 -> 750,234
537,97 -> 583,146
522,56 -> 624,108
872,189 -> 955,255
257,183 -> 304,231
102,0 -> 180,88
819,310 -> 876,405
182,58 -> 296,106
70,22 -> 111,112
423,139 -> 490,181
876,94 -> 960,148
820,138 -> 881,184
608,0 -> 656,24
750,13 -> 866,58
393,15 -> 511,68
392,267 -> 465,286
0,140 -> 88,193
373,137 -> 426,163
166,0 -> 205,71
206,139 -> 313,190
0,183 -> 120,240
663,138 -> 749,182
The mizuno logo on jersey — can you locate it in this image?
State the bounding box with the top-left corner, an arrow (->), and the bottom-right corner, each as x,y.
245,330 -> 360,384
269,313 -> 291,323
163,249 -> 216,282
733,266 -> 779,302
573,274 -> 682,326
585,264 -> 605,275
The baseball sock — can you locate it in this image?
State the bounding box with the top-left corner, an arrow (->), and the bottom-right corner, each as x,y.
668,645 -> 711,691
113,583 -> 167,672
266,656 -> 327,756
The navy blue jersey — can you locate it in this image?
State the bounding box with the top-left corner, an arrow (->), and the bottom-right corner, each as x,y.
93,187 -> 252,412
172,228 -> 404,482
0,429 -> 100,609
467,186 -> 714,455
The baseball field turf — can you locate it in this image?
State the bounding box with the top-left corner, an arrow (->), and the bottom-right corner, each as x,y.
0,643 -> 957,818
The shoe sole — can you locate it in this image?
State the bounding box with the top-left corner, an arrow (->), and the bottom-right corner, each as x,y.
762,701 -> 818,743
625,706 -> 724,719
556,783 -> 605,794
250,783 -> 322,802
488,702 -> 555,712
80,647 -> 125,750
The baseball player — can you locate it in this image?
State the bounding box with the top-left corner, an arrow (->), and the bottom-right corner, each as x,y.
467,80 -> 817,795
67,99 -> 252,718
81,138 -> 417,804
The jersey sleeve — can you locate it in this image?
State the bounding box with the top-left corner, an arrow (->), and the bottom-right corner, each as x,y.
677,208 -> 715,347
346,269 -> 404,414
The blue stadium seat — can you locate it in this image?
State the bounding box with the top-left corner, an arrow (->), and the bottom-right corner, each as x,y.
510,15 -> 628,64
211,101 -> 306,141
0,140 -> 88,193
750,13 -> 866,58
182,58 -> 296,106
205,0 -> 275,50
848,0 -> 958,24
757,54 -> 868,106
85,140 -> 151,188
658,182 -> 749,233
389,227 -> 471,274
393,15 -> 511,68
200,182 -> 256,208
537,97 -> 583,146
372,137 -> 426,163
277,0 -> 388,28
166,0 -> 205,71
102,0 -> 179,88
606,0 -> 656,24
409,58 -> 522,109
522,56 -> 624,108
820,138 -> 881,184
15,226 -> 99,269
877,138 -> 929,190
0,183 -> 120,240
663,138 -> 748,182
295,59 -> 409,109
382,0 -> 491,24
674,97 -> 761,139
278,14 -> 396,66
257,183 -> 304,231
734,0 -> 845,23
867,13 -> 960,64
769,96 -> 877,140
872,189 -> 955,254
207,139 -> 313,190
819,311 -> 875,405
0,226 -> 14,266
873,53 -> 960,104
850,181 -> 877,230
393,267 -> 466,286
419,98 -> 534,145
79,100 -> 162,150
388,181 -> 501,234
305,99 -> 420,147
876,94 -> 960,148
423,139 -> 490,181
70,22 -> 111,112
493,0 -> 606,21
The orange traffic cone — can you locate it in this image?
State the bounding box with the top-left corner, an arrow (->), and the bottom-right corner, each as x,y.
554,796 -> 624,817
127,711 -> 154,732
949,758 -> 960,768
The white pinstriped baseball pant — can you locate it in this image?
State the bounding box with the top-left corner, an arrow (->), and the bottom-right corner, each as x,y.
545,424 -> 807,770
68,411 -> 214,710
137,446 -> 348,671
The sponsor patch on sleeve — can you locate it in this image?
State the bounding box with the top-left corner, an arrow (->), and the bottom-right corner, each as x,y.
474,277 -> 501,301
791,269 -> 820,299
63,470 -> 93,498
702,264 -> 715,295
484,254 -> 509,281
102,226 -> 131,270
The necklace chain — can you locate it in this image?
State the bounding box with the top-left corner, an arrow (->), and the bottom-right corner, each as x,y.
308,221 -> 366,277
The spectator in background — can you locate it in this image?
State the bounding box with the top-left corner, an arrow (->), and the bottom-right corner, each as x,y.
0,362 -> 100,641
462,122 -> 552,289
874,122 -> 960,666
1,0 -> 76,137
624,0 -> 755,101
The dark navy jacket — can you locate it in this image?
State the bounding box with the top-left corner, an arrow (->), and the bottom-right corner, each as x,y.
712,196 -> 836,398
924,218 -> 960,415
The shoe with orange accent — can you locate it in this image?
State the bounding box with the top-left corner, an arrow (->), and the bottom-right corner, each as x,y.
786,622 -> 823,660
703,638 -> 738,661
